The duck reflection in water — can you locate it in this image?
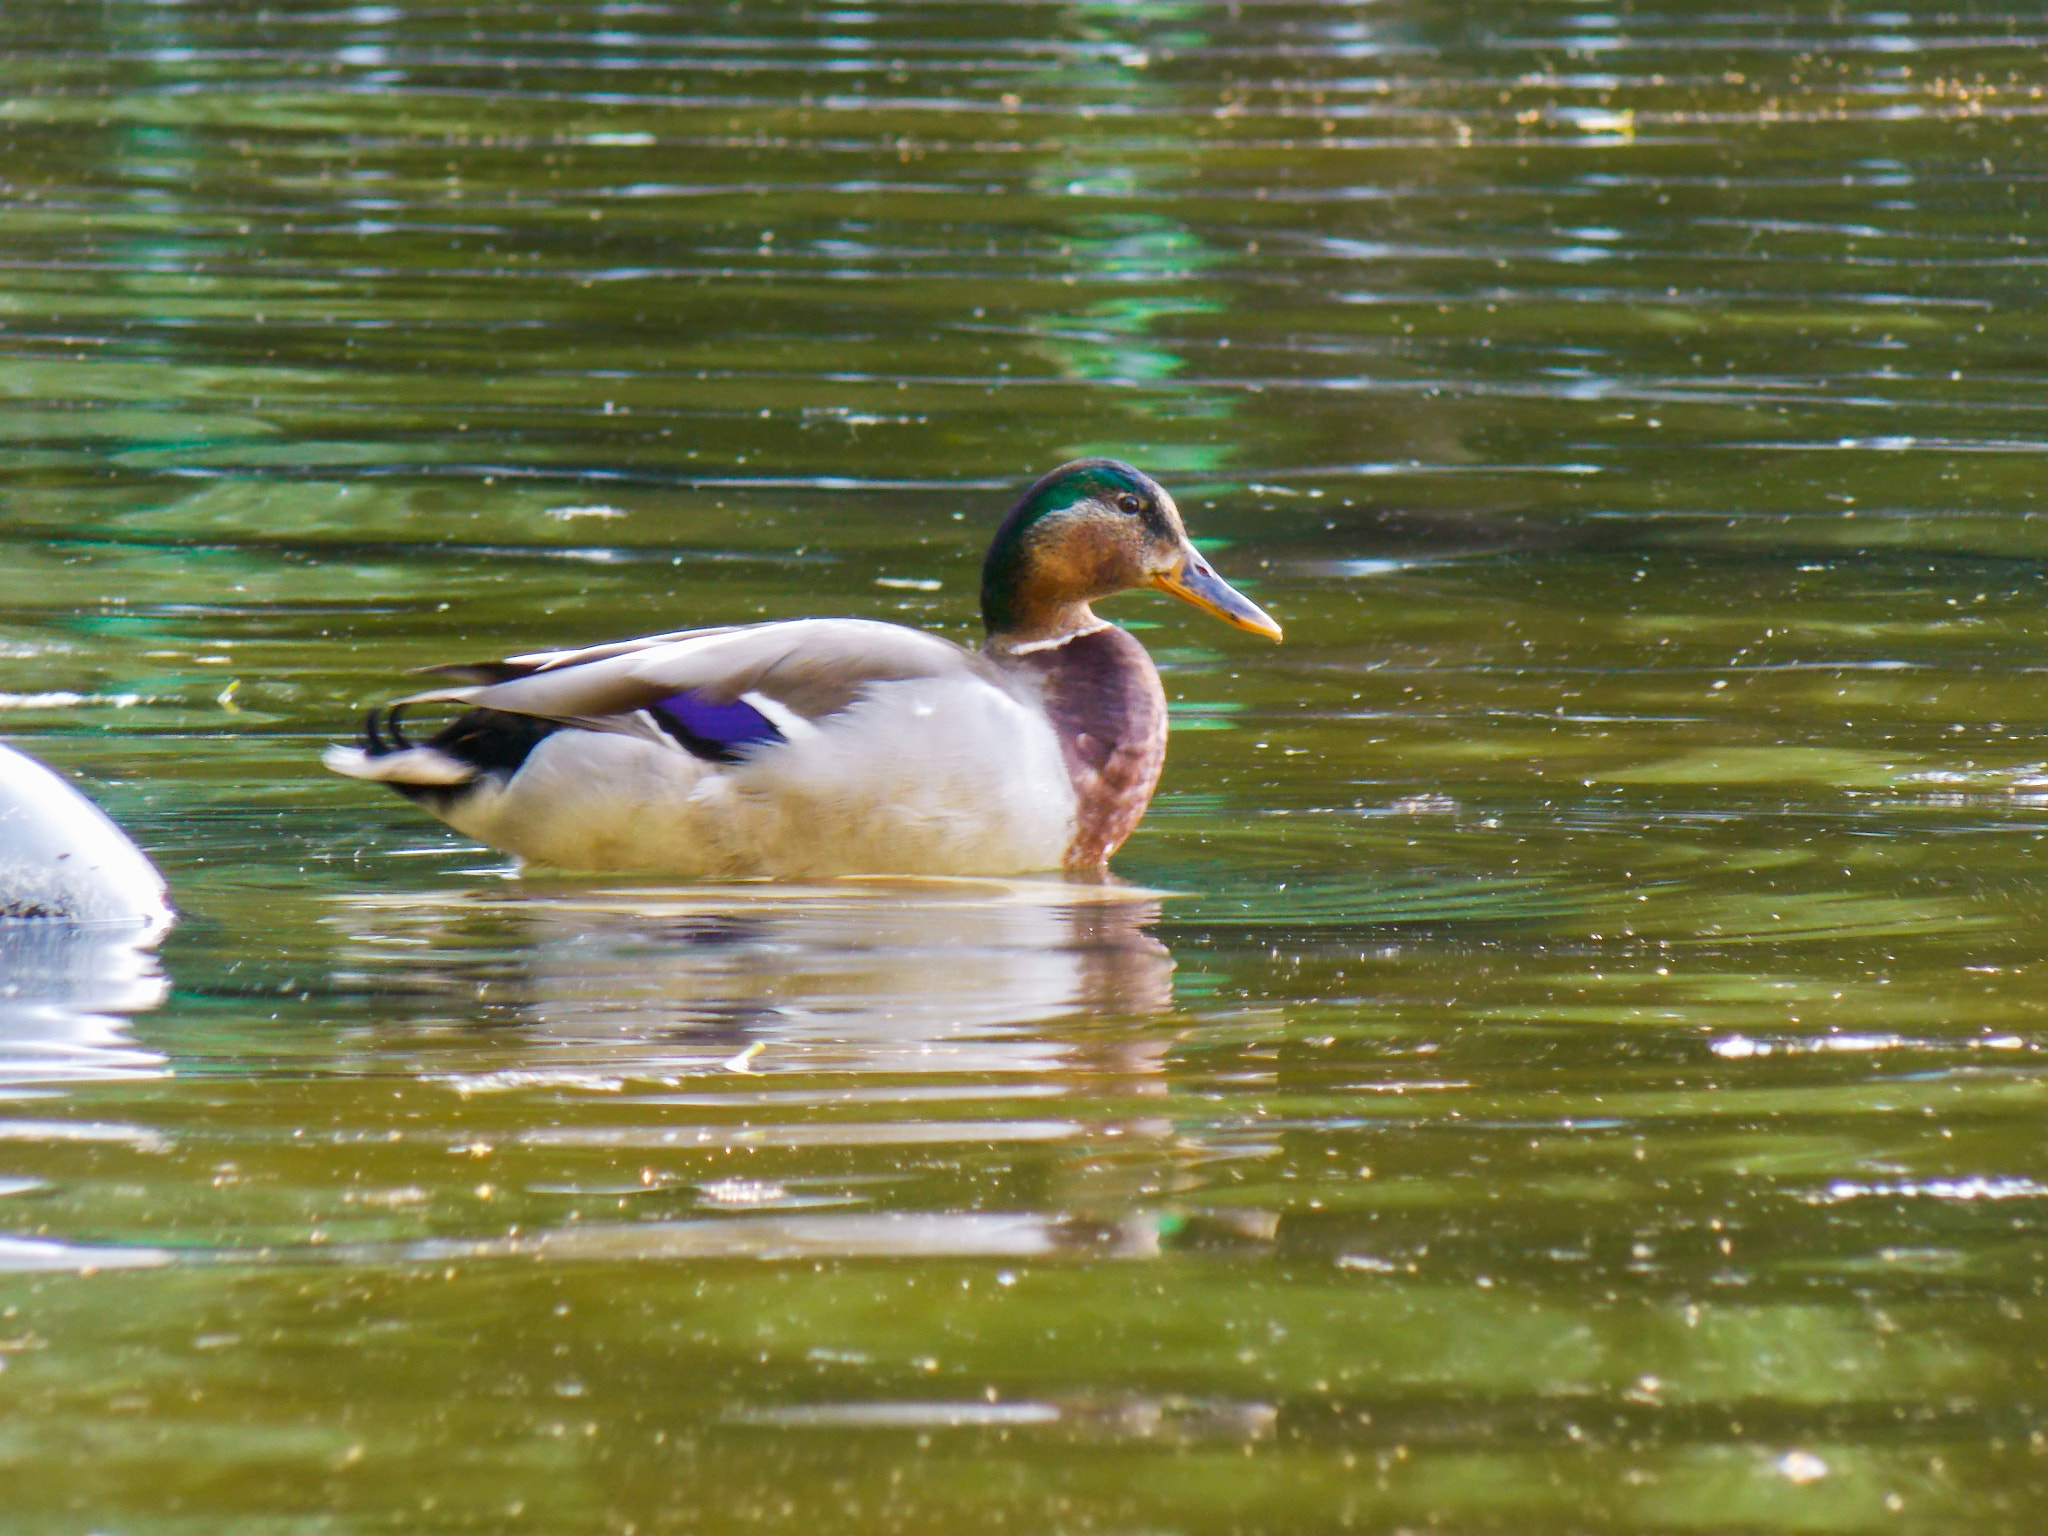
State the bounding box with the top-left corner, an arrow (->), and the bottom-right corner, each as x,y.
330,878 -> 1176,1081
0,922 -> 168,1087
326,881 -> 1286,1271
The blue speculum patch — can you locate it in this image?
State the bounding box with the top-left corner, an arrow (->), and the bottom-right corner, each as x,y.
649,690 -> 784,762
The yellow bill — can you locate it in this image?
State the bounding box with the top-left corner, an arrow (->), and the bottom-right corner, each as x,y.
1150,550 -> 1283,642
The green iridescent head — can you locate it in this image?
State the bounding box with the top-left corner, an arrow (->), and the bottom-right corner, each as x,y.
979,458 -> 1282,647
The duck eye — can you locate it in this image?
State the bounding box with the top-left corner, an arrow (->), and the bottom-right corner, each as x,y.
1115,493 -> 1145,515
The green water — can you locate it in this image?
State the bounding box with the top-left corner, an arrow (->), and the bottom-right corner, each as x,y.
4,1 -> 2048,1529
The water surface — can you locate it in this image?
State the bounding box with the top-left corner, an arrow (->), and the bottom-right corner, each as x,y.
3,1 -> 2048,1530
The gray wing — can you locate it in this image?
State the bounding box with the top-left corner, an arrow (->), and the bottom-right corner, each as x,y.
395,618 -> 999,726
411,624 -> 751,685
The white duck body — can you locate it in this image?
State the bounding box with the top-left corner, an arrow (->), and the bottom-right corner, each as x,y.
324,618 -> 1085,878
0,741 -> 172,931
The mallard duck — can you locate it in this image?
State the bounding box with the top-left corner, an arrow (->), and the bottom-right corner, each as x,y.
324,458 -> 1280,876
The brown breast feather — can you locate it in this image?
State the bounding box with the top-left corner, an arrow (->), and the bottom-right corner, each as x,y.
1005,626 -> 1168,868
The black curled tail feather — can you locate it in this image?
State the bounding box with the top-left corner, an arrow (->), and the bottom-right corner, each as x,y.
350,705 -> 563,810
362,704 -> 418,758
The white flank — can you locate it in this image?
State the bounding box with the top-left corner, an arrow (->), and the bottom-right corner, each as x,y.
427,678 -> 1076,877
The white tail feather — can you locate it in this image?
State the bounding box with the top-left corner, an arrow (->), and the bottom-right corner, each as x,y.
323,743 -> 475,786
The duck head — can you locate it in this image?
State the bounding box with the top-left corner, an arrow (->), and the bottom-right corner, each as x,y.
980,458 -> 1283,650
